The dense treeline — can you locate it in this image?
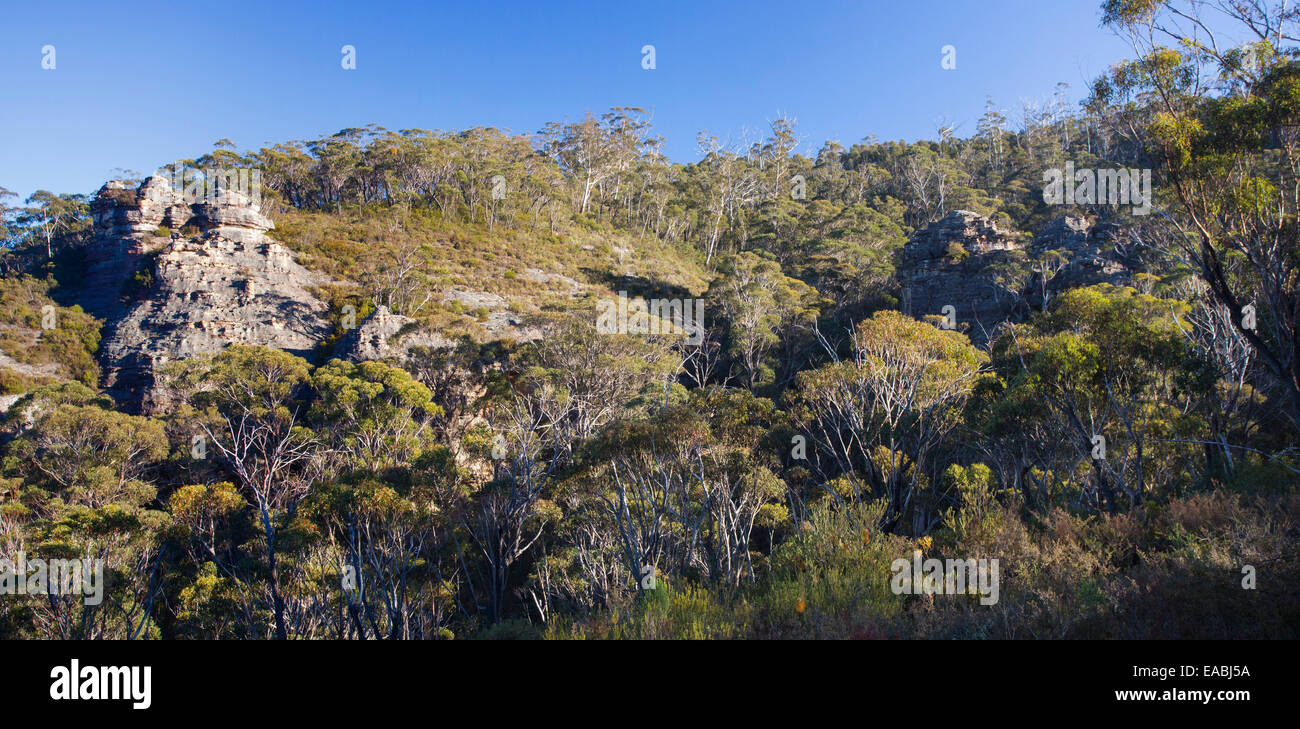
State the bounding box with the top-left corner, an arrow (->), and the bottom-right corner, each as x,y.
0,0 -> 1297,638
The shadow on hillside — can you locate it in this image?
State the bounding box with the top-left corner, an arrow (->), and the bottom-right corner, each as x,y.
579,268 -> 695,302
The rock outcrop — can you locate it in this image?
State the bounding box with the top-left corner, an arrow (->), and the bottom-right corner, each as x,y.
442,288 -> 544,343
900,210 -> 1027,344
88,177 -> 331,412
82,179 -> 179,319
1025,215 -> 1134,311
898,210 -> 1136,344
334,305 -> 452,362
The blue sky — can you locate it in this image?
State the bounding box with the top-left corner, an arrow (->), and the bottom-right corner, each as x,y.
0,0 -> 1134,201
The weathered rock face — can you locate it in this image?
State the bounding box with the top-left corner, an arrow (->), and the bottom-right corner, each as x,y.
899,210 -> 1028,344
334,305 -> 452,362
82,179 -> 177,319
898,211 -> 1136,345
1026,215 -> 1134,311
88,177 -> 331,412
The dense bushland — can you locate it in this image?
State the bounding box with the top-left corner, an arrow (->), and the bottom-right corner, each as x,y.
0,0 -> 1296,639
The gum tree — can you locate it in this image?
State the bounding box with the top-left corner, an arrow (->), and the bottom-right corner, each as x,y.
1093,0 -> 1300,429
167,345 -> 320,640
791,310 -> 986,533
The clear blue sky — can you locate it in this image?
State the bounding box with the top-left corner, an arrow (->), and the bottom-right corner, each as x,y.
0,0 -> 1133,201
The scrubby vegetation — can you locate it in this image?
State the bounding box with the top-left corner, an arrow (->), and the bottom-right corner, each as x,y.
0,0 -> 1296,639
0,275 -> 100,392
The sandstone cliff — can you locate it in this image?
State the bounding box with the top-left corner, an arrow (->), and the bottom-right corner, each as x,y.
1025,215 -> 1135,311
87,177 -> 331,412
899,210 -> 1028,344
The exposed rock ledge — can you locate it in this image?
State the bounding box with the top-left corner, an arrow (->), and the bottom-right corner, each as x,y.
334,305 -> 452,362
899,210 -> 1135,344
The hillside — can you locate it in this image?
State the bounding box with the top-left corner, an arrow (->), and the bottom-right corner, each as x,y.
1,0 -> 1298,642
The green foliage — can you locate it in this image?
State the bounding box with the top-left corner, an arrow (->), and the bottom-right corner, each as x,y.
0,275 -> 101,388
2,5 -> 1298,638
708,251 -> 827,388
311,358 -> 441,471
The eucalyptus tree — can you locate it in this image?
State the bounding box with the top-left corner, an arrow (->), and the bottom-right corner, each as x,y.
1093,0 -> 1300,430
